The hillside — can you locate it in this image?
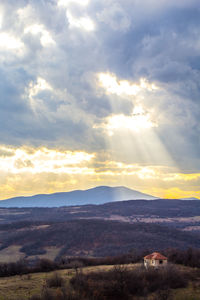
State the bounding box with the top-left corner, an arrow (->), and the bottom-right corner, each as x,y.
0,199 -> 199,230
1,264 -> 200,300
0,186 -> 156,207
0,219 -> 200,260
0,199 -> 199,262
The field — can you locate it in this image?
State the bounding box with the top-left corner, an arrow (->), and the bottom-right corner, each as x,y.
0,264 -> 199,300
0,246 -> 25,263
0,265 -> 124,300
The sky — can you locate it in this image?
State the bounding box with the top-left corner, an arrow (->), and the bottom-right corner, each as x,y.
0,0 -> 200,200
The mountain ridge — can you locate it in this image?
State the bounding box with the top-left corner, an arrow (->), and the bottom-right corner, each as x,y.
0,186 -> 157,208
180,197 -> 199,200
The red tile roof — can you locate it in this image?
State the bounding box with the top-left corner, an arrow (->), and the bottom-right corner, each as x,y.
144,252 -> 167,260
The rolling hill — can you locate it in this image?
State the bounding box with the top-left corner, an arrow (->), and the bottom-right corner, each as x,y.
0,198 -> 199,261
1,219 -> 200,259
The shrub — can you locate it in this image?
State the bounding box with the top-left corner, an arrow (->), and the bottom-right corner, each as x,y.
70,264 -> 188,299
166,248 -> 200,268
41,288 -> 55,300
36,259 -> 58,272
30,295 -> 42,300
151,289 -> 172,300
46,272 -> 65,288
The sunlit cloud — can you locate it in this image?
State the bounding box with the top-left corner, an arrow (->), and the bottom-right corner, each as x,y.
138,167 -> 157,179
24,24 -> 55,47
98,73 -> 158,96
66,12 -> 95,31
25,77 -> 53,113
58,0 -> 94,31
28,77 -> 53,98
0,146 -> 95,175
0,33 -> 24,50
0,10 -> 3,29
0,146 -> 15,157
58,0 -> 90,7
0,145 -> 199,199
0,1 -> 199,203
94,106 -> 157,135
163,173 -> 200,182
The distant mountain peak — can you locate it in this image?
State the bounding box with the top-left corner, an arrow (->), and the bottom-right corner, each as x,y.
180,197 -> 199,200
0,185 -> 157,208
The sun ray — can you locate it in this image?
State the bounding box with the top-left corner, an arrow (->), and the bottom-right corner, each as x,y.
96,71 -> 181,198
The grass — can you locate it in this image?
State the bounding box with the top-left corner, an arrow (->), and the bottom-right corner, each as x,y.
172,281 -> 200,300
0,264 -> 199,300
0,246 -> 62,263
0,246 -> 25,263
0,270 -> 62,300
0,265 -> 120,300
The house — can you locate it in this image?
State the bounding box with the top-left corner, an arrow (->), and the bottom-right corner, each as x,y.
144,252 -> 167,268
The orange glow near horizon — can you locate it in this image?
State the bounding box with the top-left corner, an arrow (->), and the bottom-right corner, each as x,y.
0,145 -> 199,200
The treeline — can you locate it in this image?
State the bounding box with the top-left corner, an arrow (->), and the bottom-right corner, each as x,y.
60,248 -> 200,269
0,252 -> 143,277
59,250 -> 144,266
0,259 -> 58,277
0,248 -> 200,278
165,248 -> 200,268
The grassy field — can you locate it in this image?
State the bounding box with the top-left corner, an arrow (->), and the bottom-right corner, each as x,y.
0,264 -> 199,300
173,282 -> 200,300
0,265 -> 122,300
0,246 -> 63,263
0,246 -> 25,263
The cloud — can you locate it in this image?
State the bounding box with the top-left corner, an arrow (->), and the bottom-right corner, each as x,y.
98,72 -> 158,96
0,145 -> 95,174
66,11 -> 95,31
58,0 -> 90,7
0,32 -> 24,50
97,2 -> 131,32
0,0 -> 200,198
0,145 -> 199,199
24,24 -> 55,46
94,105 -> 157,136
1,145 -> 200,200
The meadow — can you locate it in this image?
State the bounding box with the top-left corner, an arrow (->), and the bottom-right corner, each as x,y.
0,263 -> 199,300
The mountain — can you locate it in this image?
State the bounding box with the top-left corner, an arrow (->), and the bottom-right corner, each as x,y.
180,197 -> 199,200
0,186 -> 157,208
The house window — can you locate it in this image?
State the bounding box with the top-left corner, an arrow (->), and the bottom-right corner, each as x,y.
159,260 -> 163,264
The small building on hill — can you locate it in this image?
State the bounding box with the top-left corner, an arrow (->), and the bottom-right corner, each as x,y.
144,252 -> 168,268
